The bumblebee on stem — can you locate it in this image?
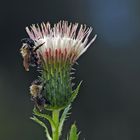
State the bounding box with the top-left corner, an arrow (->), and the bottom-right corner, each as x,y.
20,38 -> 45,71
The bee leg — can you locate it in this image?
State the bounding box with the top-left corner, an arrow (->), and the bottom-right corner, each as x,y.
33,42 -> 45,51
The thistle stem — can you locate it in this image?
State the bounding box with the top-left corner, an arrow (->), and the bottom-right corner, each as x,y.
52,110 -> 60,140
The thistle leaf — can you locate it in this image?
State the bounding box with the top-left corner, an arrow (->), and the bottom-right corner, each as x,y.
33,108 -> 56,129
70,81 -> 82,102
30,116 -> 52,140
68,123 -> 80,140
59,104 -> 71,136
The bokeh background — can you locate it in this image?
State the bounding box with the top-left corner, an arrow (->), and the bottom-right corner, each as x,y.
0,0 -> 140,140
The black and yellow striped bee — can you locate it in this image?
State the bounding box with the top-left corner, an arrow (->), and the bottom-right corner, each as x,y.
20,38 -> 44,71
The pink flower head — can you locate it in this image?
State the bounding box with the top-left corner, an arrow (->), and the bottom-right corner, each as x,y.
26,21 -> 97,64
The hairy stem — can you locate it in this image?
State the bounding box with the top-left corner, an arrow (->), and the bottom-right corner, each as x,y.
52,110 -> 60,140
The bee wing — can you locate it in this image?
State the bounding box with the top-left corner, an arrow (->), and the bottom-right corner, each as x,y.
20,44 -> 30,71
23,54 -> 30,71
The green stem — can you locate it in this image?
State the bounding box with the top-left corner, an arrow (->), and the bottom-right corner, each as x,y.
52,110 -> 60,140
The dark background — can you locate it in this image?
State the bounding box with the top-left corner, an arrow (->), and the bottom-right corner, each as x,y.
0,0 -> 140,140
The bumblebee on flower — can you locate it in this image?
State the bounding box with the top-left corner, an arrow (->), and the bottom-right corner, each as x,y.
20,20 -> 96,140
20,21 -> 97,110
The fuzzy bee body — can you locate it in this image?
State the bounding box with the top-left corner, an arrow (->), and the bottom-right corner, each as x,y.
21,38 -> 35,48
30,80 -> 50,111
20,38 -> 44,71
31,96 -> 46,111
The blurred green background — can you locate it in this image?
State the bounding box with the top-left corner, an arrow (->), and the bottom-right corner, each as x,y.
0,0 -> 140,140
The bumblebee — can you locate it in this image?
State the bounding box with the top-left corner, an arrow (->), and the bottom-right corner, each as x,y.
30,83 -> 42,97
20,38 -> 45,71
30,80 -> 50,111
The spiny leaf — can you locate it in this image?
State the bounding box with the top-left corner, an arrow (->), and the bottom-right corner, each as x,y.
30,116 -> 52,140
59,104 -> 71,136
69,123 -> 80,140
70,81 -> 82,102
33,108 -> 56,129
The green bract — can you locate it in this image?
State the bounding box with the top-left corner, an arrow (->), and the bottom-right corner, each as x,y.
41,60 -> 82,110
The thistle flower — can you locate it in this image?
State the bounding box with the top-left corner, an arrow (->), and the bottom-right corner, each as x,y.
20,21 -> 97,140
21,21 -> 97,110
26,21 -> 97,64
